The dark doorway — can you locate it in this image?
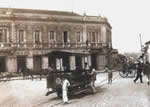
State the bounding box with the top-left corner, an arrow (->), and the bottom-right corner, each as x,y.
17,56 -> 26,73
91,54 -> 96,69
0,57 -> 6,72
63,31 -> 68,43
33,56 -> 42,71
48,54 -> 56,68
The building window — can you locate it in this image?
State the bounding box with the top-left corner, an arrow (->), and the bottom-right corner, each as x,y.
107,30 -> 111,42
0,30 -> 3,42
63,31 -> 69,43
76,32 -> 81,42
88,32 -> 98,42
48,31 -> 56,41
34,30 -> 41,43
0,29 -> 7,42
18,29 -> 25,43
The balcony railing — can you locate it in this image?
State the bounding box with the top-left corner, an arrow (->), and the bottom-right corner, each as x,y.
0,42 -> 108,50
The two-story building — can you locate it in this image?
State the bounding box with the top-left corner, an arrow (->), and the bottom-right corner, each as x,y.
0,8 -> 112,72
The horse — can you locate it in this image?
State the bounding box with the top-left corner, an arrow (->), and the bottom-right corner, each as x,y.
20,67 -> 49,80
20,68 -> 34,80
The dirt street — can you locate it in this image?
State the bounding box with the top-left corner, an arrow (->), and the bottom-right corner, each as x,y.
0,72 -> 150,107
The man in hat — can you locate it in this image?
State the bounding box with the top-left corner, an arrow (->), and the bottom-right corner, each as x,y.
134,62 -> 143,83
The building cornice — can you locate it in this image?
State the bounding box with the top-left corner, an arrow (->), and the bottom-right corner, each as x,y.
0,8 -> 112,28
0,16 -> 111,28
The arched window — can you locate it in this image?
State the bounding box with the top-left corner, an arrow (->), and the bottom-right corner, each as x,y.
48,31 -> 56,42
33,30 -> 41,43
17,29 -> 25,43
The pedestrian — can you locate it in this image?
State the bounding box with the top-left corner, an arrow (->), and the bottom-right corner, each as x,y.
134,62 -> 143,83
62,76 -> 70,104
105,65 -> 113,84
143,62 -> 150,85
88,66 -> 96,93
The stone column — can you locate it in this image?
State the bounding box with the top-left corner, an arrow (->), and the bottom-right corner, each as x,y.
82,57 -> 85,69
96,54 -> 106,70
42,56 -> 48,69
11,22 -> 16,45
26,55 -> 33,69
56,58 -> 60,70
87,55 -> 91,67
6,56 -> 17,72
81,56 -> 88,69
60,58 -> 63,71
69,56 -> 76,70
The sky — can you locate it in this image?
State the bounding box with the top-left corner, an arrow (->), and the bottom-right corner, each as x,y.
0,0 -> 150,53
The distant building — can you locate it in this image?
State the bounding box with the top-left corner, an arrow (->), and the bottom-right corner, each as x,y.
0,8 -> 112,72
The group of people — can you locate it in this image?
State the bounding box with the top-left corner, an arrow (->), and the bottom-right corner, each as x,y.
48,59 -> 150,105
48,60 -> 150,104
133,61 -> 150,85
61,62 -> 114,104
60,62 -> 97,104
121,54 -> 150,85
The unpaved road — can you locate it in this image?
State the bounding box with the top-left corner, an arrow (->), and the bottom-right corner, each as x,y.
0,72 -> 150,107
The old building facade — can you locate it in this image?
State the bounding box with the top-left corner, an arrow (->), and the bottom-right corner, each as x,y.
0,8 -> 112,72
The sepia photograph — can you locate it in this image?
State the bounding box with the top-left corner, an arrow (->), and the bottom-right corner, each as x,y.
0,0 -> 150,107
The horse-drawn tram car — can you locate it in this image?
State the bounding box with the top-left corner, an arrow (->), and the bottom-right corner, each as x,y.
46,51 -> 96,98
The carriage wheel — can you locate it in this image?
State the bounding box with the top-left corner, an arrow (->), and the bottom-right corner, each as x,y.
119,70 -> 128,78
127,69 -> 137,78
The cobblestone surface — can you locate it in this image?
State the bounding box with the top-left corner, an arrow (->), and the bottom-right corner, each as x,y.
0,72 -> 150,107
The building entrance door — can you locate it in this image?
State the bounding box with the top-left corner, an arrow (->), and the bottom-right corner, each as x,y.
17,56 -> 26,73
33,56 -> 42,71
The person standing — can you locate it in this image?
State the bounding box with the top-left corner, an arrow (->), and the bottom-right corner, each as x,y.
88,66 -> 96,93
105,65 -> 113,84
62,77 -> 70,104
134,62 -> 143,83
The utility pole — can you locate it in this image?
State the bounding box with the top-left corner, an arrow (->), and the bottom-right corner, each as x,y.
139,33 -> 143,52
